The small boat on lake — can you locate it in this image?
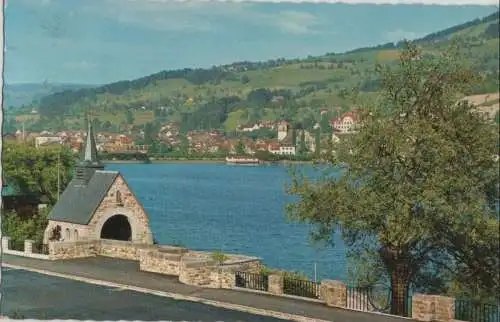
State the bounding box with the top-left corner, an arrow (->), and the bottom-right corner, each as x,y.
225,156 -> 261,165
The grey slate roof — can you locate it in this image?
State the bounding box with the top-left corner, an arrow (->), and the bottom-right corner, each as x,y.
47,171 -> 119,224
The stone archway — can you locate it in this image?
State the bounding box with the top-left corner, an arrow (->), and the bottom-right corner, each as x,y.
91,207 -> 153,244
100,214 -> 132,241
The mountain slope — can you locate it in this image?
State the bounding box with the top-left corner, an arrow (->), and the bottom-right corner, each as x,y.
12,11 -> 500,133
3,83 -> 99,109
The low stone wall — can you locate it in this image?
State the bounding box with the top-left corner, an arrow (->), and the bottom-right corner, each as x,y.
412,294 -> 456,322
2,237 -> 51,260
99,239 -> 155,261
1,237 -> 155,261
179,260 -> 219,287
179,255 -> 262,287
139,247 -> 187,276
1,235 -> 475,321
218,269 -> 237,289
221,258 -> 262,274
320,280 -> 347,307
49,240 -> 100,260
138,246 -> 262,287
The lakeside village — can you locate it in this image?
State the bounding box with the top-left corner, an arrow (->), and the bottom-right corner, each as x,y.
5,108 -> 358,163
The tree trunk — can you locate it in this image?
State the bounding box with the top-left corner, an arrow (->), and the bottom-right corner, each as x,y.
379,246 -> 412,317
390,263 -> 410,316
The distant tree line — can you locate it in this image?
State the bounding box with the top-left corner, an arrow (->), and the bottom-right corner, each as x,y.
416,11 -> 499,44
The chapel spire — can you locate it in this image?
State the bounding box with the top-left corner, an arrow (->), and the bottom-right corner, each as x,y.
80,118 -> 100,165
74,111 -> 104,185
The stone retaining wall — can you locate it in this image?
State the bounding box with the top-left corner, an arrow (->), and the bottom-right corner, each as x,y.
221,258 -> 262,274
412,294 -> 456,322
36,237 -> 263,289
138,245 -> 262,287
49,240 -> 100,260
139,250 -> 183,275
218,269 -> 237,289
99,239 -> 155,260
320,280 -> 347,307
2,236 -> 469,321
179,260 -> 219,287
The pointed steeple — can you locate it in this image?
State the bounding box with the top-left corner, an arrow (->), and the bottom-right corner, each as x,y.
80,119 -> 100,165
74,113 -> 104,185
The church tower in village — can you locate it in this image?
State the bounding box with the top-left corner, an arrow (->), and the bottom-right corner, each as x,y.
277,121 -> 290,142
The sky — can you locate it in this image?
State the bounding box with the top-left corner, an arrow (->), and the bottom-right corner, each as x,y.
4,0 -> 498,85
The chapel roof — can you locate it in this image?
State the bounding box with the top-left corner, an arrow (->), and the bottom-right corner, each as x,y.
47,118 -> 117,224
47,171 -> 119,224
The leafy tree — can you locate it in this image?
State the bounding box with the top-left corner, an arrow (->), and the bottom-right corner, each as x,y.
235,141 -> 246,155
143,122 -> 157,144
2,207 -> 51,244
102,120 -> 112,131
3,142 -> 76,206
247,88 -> 273,106
254,150 -> 279,162
125,109 -> 135,124
241,128 -> 277,140
286,42 -> 499,316
319,113 -> 330,134
3,118 -> 18,133
179,135 -> 190,156
484,21 -> 499,39
314,128 -> 321,157
298,130 -> 308,156
93,118 -> 102,131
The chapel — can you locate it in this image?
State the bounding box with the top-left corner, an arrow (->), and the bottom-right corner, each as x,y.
43,121 -> 153,245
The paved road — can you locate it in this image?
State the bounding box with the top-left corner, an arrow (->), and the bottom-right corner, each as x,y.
1,268 -> 288,321
2,255 -> 413,322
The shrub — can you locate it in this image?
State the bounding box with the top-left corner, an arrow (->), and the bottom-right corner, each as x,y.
211,251 -> 229,265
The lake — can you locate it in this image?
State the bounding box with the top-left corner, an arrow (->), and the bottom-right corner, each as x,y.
106,163 -> 348,281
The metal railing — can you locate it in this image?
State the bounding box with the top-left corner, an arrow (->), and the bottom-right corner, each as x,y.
455,299 -> 500,322
9,240 -> 24,252
283,277 -> 320,299
235,271 -> 269,292
347,286 -> 372,311
346,285 -> 412,317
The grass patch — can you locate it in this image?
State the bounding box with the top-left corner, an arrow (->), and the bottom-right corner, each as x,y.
376,49 -> 401,62
224,109 -> 248,131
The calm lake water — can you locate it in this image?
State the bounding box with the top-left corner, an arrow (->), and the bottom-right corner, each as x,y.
106,163 -> 347,281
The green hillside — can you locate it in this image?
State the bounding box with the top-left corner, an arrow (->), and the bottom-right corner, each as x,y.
3,83 -> 98,109
9,11 -> 499,134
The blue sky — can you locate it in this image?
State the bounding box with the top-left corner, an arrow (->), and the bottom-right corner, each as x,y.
4,0 -> 498,85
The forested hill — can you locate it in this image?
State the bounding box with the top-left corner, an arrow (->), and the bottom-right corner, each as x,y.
3,83 -> 98,109
11,11 -> 499,133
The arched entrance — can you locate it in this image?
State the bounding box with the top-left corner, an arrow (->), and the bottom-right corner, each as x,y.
100,214 -> 132,241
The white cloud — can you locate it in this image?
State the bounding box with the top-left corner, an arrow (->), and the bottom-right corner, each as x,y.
271,11 -> 321,35
83,0 -> 250,33
82,0 -> 325,35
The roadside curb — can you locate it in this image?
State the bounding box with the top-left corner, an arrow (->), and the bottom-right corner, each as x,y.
3,263 -> 332,322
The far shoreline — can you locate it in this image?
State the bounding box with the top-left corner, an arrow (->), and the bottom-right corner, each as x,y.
102,159 -> 315,165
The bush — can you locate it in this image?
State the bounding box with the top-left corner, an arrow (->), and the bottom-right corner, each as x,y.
211,251 -> 230,265
2,208 -> 50,245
